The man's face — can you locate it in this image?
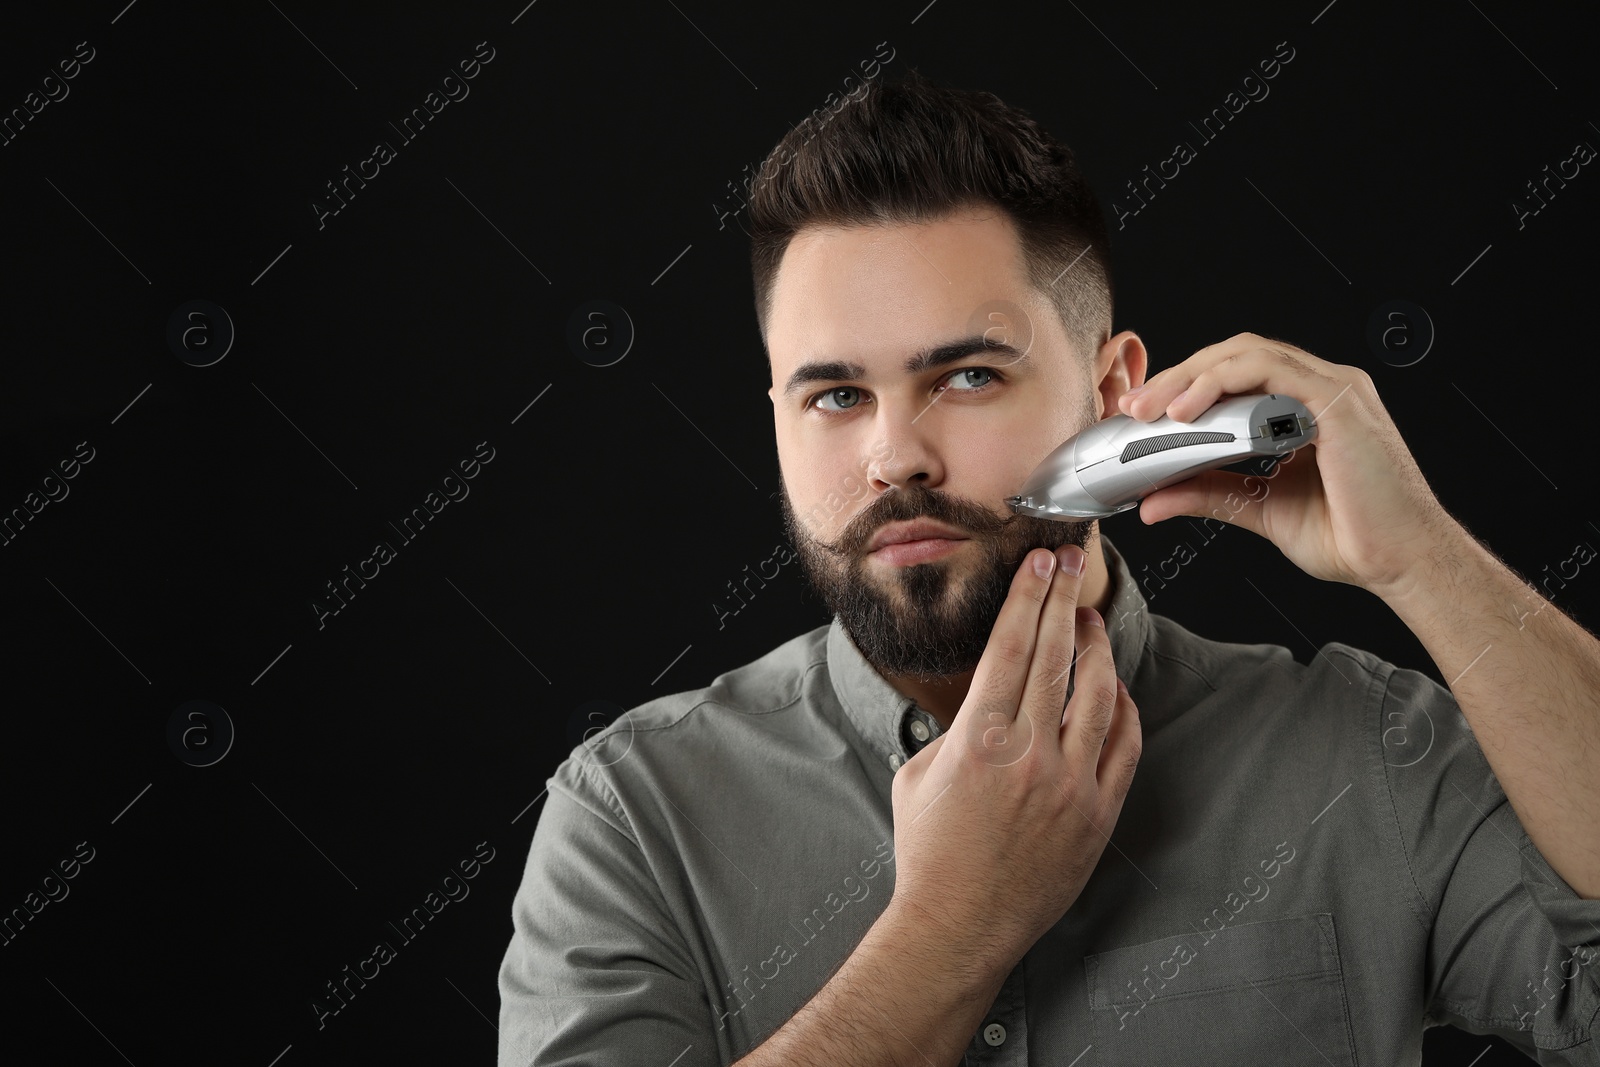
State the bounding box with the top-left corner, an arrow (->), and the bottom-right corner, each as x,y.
766,205 -> 1103,681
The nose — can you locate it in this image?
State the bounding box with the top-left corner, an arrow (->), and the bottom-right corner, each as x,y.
865,416 -> 945,495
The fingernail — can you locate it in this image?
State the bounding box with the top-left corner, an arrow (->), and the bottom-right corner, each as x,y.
1083,607 -> 1103,627
1057,544 -> 1086,575
1033,549 -> 1056,579
1116,676 -> 1128,693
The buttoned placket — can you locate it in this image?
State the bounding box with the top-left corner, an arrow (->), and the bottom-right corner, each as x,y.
889,705 -> 1029,1064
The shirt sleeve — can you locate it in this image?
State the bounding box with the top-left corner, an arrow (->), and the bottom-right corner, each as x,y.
1374,660 -> 1600,1063
497,755 -> 716,1067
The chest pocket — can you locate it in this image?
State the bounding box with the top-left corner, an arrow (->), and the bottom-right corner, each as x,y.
1083,912 -> 1358,1066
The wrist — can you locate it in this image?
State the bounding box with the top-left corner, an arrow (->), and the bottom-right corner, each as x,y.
1374,514 -> 1533,656
1369,509 -> 1472,608
880,894 -> 1018,993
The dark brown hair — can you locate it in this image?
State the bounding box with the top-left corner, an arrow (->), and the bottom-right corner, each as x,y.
746,66 -> 1113,367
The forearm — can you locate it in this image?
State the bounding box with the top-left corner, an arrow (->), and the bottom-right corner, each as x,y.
1380,514 -> 1600,898
734,900 -> 1013,1067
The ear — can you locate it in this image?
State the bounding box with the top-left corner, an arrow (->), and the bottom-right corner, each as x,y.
1093,331 -> 1148,420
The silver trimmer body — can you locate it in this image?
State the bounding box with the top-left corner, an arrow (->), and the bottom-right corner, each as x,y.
1006,393 -> 1318,520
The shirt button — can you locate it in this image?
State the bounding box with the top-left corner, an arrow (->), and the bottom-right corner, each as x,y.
983,1021 -> 1007,1046
910,719 -> 930,742
888,753 -> 904,771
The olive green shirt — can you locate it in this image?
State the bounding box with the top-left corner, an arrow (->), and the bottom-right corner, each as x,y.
498,536 -> 1600,1065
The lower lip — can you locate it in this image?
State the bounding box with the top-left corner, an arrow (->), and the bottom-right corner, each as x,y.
870,538 -> 968,566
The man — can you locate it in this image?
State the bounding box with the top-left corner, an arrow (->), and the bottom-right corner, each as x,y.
498,68 -> 1600,1065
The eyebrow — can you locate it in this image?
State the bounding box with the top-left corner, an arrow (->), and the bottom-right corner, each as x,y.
781,336 -> 1033,401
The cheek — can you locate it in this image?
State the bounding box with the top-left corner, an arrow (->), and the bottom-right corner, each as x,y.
1000,389 -> 1096,493
960,430 -> 1039,505
784,456 -> 861,536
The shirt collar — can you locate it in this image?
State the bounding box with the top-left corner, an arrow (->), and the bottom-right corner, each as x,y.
826,533 -> 1152,771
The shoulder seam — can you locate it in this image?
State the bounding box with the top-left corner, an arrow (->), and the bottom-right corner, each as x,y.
561,649 -> 831,837
611,642 -> 831,736
560,761 -> 640,849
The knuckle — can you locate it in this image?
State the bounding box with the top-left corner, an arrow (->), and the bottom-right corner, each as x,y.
1031,641 -> 1074,689
1012,749 -> 1047,786
990,635 -> 1032,669
961,703 -> 1011,749
1050,570 -> 1081,600
1087,683 -> 1118,727
1079,636 -> 1114,671
1078,661 -> 1119,722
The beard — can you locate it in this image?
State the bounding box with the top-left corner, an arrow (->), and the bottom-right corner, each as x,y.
779,475 -> 1095,682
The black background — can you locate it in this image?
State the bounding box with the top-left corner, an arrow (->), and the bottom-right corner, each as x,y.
2,1 -> 1595,1064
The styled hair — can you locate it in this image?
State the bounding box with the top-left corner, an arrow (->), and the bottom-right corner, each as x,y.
746,66 -> 1114,366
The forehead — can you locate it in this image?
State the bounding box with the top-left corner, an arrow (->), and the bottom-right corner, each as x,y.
766,207 -> 1042,375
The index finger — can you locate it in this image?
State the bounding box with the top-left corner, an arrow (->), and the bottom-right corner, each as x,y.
954,547 -> 1059,736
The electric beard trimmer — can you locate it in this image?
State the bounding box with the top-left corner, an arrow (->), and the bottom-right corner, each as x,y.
1006,393 -> 1318,520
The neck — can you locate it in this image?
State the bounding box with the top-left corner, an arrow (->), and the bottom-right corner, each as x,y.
884,531 -> 1113,731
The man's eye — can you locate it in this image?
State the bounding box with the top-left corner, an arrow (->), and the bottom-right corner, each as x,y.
943,367 -> 995,391
813,386 -> 863,412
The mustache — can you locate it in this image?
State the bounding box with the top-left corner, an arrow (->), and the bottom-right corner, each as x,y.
820,485 -> 1023,557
